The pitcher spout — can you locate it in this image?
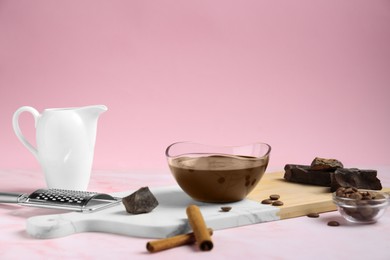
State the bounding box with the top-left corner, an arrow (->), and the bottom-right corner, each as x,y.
78,105 -> 108,119
77,105 -> 108,132
76,105 -> 107,149
87,105 -> 108,115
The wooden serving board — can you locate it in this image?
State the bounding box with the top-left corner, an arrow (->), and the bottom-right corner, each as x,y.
247,171 -> 337,219
25,172 -> 390,239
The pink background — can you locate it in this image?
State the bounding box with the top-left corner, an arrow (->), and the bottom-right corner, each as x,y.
1,0 -> 389,171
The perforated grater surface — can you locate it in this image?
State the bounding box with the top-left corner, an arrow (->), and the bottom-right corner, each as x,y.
0,189 -> 122,213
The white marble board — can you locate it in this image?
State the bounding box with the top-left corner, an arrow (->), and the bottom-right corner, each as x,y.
26,185 -> 280,239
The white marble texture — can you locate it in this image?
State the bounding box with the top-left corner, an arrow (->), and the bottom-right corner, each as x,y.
26,186 -> 280,239
1,167 -> 390,259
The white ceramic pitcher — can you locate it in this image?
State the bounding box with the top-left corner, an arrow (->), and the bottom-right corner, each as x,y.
13,105 -> 107,190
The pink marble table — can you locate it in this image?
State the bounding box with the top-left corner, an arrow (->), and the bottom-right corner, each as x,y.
1,167 -> 389,259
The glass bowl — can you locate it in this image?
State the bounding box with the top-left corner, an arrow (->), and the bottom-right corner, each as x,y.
165,142 -> 271,203
332,189 -> 389,224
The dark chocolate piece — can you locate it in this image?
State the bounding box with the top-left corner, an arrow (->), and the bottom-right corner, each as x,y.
122,187 -> 159,214
284,164 -> 332,187
330,168 -> 382,192
310,157 -> 343,171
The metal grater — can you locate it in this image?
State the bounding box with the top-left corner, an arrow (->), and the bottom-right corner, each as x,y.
0,189 -> 122,213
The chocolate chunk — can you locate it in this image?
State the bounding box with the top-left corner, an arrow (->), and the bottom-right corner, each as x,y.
330,168 -> 382,192
310,157 -> 343,171
284,164 -> 332,187
122,187 -> 159,214
269,194 -> 280,200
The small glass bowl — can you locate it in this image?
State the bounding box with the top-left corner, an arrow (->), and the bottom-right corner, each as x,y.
332,190 -> 389,224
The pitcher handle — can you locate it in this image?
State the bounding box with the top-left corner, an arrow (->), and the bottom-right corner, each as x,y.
12,106 -> 40,160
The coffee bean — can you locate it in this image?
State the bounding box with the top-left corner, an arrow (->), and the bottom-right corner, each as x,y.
327,221 -> 340,226
350,193 -> 363,200
261,199 -> 273,204
220,206 -> 232,212
374,194 -> 386,199
269,194 -> 280,200
272,200 -> 284,206
307,213 -> 320,218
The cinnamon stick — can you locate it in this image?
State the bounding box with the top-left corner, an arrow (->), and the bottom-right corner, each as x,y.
186,204 -> 213,251
146,228 -> 213,253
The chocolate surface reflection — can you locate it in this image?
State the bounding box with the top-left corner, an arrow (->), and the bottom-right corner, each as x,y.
169,155 -> 269,203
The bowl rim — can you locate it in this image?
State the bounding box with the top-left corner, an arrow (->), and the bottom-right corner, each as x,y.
165,141 -> 272,159
332,190 -> 389,205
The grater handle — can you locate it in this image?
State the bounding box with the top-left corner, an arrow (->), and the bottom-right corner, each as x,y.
0,192 -> 26,203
